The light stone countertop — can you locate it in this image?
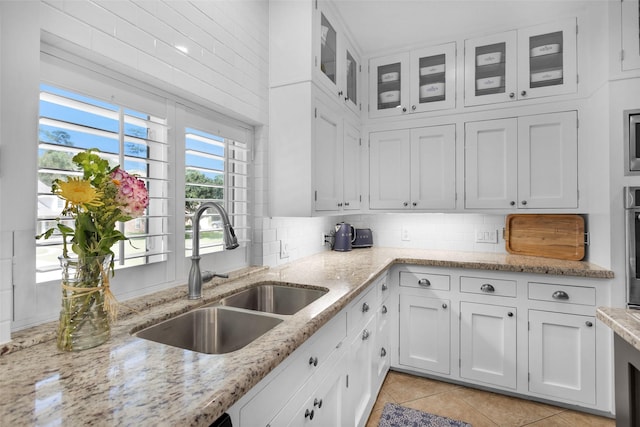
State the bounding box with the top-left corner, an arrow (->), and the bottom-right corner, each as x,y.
596,307 -> 640,352
0,248 -> 613,426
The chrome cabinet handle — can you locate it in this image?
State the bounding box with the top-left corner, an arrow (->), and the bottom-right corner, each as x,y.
510,201 -> 516,206
586,321 -> 593,327
305,409 -> 314,419
362,302 -> 370,313
418,278 -> 431,287
309,356 -> 318,366
480,283 -> 495,293
381,283 -> 388,291
552,290 -> 569,300
521,90 -> 527,96
403,201 -> 409,207
380,347 -> 387,357
382,305 -> 388,314
362,329 -> 370,340
344,201 -> 350,206
509,92 -> 515,98
314,398 -> 323,408
412,105 -> 417,110
508,311 -> 514,317
442,303 -> 448,309
412,202 -> 417,207
402,107 -> 407,112
521,200 -> 528,206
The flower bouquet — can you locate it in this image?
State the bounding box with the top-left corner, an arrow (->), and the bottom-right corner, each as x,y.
37,149 -> 149,351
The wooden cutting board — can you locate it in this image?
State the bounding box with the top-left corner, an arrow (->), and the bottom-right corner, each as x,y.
504,214 -> 585,261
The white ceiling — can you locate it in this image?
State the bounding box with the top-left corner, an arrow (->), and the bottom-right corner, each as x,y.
331,0 -> 594,56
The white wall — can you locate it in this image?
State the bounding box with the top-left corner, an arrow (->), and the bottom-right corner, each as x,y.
0,0 -> 272,343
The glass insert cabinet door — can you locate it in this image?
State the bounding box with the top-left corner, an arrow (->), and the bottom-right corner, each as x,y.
320,12 -> 337,85
369,52 -> 410,118
345,48 -> 358,107
410,42 -> 456,113
464,31 -> 517,106
517,18 -> 577,98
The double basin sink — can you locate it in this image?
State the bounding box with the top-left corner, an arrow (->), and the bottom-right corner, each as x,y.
135,283 -> 328,354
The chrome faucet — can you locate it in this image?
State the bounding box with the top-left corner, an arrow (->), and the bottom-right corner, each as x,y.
188,202 -> 239,299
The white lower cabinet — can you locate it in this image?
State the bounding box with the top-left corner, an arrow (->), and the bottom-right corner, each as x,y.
459,301 -> 517,389
270,350 -> 347,426
346,314 -> 376,427
390,265 -> 609,414
399,294 -> 450,374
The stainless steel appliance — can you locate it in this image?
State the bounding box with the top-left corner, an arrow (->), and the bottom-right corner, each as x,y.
625,109 -> 640,173
625,186 -> 640,307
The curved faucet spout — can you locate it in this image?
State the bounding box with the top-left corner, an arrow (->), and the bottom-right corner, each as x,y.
188,202 -> 239,299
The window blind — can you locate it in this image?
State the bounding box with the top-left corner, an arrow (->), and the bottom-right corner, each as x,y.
36,84 -> 170,282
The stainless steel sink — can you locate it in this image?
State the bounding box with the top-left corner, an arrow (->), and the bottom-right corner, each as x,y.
135,307 -> 283,354
217,283 -> 328,315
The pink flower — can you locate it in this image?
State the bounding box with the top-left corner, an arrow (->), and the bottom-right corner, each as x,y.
110,168 -> 149,218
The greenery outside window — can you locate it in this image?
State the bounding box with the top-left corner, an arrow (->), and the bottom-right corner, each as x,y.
185,128 -> 248,256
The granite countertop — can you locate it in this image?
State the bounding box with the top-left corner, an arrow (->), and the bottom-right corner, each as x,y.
597,307 -> 640,352
0,248 -> 613,426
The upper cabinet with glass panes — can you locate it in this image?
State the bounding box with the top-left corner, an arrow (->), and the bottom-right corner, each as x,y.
269,0 -> 362,116
465,18 -> 577,106
315,3 -> 362,115
369,42 -> 456,118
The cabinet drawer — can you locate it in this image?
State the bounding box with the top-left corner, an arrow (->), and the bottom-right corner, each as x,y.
348,285 -> 376,334
399,271 -> 450,291
460,276 -> 517,297
239,311 -> 346,426
528,282 -> 595,306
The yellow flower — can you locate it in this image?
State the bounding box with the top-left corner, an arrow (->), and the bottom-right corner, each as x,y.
55,177 -> 103,209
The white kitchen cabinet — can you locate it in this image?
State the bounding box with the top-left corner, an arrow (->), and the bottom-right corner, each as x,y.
315,1 -> 362,114
369,42 -> 456,118
346,311 -> 376,427
370,124 -> 456,210
375,279 -> 391,389
621,0 -> 640,71
270,83 -> 361,216
464,111 -> 577,210
399,294 -> 451,374
464,18 -> 576,106
270,350 -> 347,427
270,0 -> 362,114
237,311 -> 346,426
528,310 -> 596,405
460,301 -> 517,389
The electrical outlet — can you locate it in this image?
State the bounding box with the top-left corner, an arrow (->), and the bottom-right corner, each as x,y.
475,228 -> 498,243
280,240 -> 290,258
401,226 -> 410,241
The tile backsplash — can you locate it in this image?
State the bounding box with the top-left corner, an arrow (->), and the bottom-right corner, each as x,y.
254,213 -> 508,268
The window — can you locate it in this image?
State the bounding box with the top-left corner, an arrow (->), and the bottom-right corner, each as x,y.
184,128 -> 249,256
36,84 -> 170,283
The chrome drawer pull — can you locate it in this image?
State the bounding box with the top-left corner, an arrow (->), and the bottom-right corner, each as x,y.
362,329 -> 370,340
586,321 -> 593,327
381,305 -> 388,314
442,303 -> 448,309
362,302 -> 370,313
552,290 -> 570,300
480,283 -> 495,293
308,356 -> 318,366
305,409 -> 314,420
381,283 -> 388,291
380,347 -> 387,357
314,398 -> 323,408
418,278 -> 431,287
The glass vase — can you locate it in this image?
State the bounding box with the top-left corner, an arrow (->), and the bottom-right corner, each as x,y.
57,254 -> 112,352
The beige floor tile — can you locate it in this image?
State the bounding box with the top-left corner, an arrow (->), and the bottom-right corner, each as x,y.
403,390 -> 498,427
365,408 -> 383,427
557,410 -> 616,427
370,389 -> 396,414
443,386 -> 564,426
525,414 -> 574,426
382,372 -> 460,403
